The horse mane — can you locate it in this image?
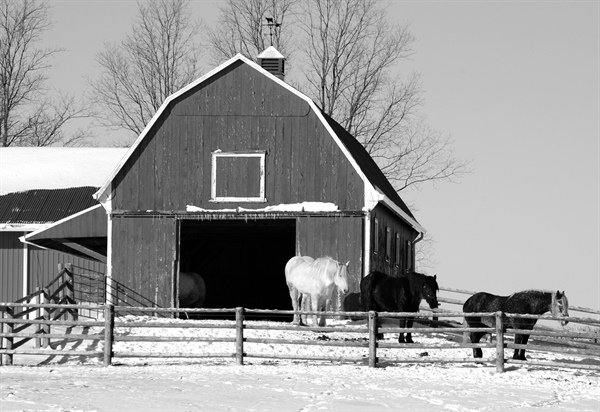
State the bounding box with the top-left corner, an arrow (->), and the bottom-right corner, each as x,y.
510,289 -> 557,298
307,256 -> 336,278
408,272 -> 439,293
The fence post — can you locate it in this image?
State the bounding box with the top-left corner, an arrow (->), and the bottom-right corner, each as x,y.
235,307 -> 244,365
495,311 -> 505,373
368,311 -> 378,368
41,289 -> 50,348
3,306 -> 14,366
103,304 -> 114,367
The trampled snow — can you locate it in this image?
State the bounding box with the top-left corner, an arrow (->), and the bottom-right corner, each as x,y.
1,317 -> 597,411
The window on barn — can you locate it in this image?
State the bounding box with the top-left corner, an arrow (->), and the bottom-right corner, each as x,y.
385,227 -> 391,261
373,218 -> 379,254
211,151 -> 266,203
406,240 -> 413,273
395,233 -> 401,268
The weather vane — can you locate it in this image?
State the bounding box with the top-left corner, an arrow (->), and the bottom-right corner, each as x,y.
264,17 -> 281,46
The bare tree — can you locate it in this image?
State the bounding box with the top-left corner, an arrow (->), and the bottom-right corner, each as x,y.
90,0 -> 203,139
299,0 -> 471,192
0,0 -> 89,147
208,0 -> 470,192
207,0 -> 298,66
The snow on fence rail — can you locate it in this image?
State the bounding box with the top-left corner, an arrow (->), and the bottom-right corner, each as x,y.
1,303 -> 598,372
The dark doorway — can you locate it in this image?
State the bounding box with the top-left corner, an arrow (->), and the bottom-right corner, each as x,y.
179,219 -> 295,316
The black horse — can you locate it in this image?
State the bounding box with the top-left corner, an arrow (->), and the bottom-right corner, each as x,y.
360,271 -> 439,343
463,290 -> 569,360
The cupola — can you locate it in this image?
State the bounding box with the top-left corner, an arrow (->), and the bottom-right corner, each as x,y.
257,46 -> 285,80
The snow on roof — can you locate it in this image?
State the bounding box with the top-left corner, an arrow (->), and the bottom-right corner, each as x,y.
257,46 -> 285,59
0,147 -> 128,195
186,202 -> 339,213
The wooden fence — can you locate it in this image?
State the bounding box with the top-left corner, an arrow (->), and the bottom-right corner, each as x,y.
1,303 -> 598,372
437,286 -> 600,318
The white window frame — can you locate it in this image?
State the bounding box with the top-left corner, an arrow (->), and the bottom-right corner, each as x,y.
211,150 -> 266,203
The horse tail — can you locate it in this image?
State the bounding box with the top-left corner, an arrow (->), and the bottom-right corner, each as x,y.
462,294 -> 477,313
360,272 -> 381,311
359,275 -> 370,311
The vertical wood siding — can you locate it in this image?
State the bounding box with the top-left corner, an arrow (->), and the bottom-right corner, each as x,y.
296,216 -> 363,311
28,249 -> 106,295
111,62 -> 364,212
0,232 -> 24,302
370,205 -> 419,276
111,216 -> 177,308
1,232 -> 106,302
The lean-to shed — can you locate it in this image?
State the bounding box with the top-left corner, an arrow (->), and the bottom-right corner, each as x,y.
28,50 -> 425,312
0,148 -> 126,302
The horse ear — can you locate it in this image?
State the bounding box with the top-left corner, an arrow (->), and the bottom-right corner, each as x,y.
345,261 -> 350,267
434,275 -> 437,280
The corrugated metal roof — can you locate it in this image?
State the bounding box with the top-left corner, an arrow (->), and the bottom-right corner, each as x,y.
0,187 -> 99,224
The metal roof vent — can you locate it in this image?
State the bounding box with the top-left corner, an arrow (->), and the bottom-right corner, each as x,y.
257,46 -> 285,80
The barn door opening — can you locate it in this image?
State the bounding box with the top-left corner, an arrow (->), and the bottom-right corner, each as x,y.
179,219 -> 296,318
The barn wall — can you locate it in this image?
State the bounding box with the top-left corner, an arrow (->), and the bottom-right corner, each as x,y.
296,215 -> 363,311
111,216 -> 177,308
370,205 -> 419,277
28,249 -> 106,294
0,232 -> 24,302
1,232 -> 107,303
111,61 -> 364,212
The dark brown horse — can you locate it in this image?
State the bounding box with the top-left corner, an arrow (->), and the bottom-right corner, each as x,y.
463,290 -> 569,360
360,271 -> 439,343
179,272 -> 206,309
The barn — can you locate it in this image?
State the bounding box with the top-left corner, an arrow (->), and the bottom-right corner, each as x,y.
0,148 -> 126,302
24,48 -> 425,313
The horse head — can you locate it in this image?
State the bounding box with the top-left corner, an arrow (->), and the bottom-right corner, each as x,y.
551,290 -> 569,326
334,260 -> 350,294
422,274 -> 439,309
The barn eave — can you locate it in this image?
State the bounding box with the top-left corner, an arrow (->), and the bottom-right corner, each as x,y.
21,204 -> 108,262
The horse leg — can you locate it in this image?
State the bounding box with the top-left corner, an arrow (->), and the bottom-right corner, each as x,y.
288,286 -> 302,325
318,298 -> 329,327
398,317 -> 407,343
300,294 -> 310,326
310,294 -> 320,327
465,317 -> 485,358
469,331 -> 486,358
519,334 -> 530,361
513,334 -> 529,360
405,316 -> 415,344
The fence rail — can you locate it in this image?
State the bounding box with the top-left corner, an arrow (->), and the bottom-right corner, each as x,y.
438,286 -> 600,316
1,303 -> 598,372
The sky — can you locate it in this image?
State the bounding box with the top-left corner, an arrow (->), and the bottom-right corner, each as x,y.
37,1 -> 599,310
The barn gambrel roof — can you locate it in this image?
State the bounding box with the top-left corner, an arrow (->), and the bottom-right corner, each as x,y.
93,53 -> 424,233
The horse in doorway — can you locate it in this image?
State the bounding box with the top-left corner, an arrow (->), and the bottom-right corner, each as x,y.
285,256 -> 349,327
360,271 -> 439,343
179,272 -> 206,309
463,290 -> 569,360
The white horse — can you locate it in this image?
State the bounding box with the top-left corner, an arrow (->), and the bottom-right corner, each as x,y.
285,256 -> 349,326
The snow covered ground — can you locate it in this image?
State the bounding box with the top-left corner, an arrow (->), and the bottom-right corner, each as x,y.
1,317 -> 598,411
